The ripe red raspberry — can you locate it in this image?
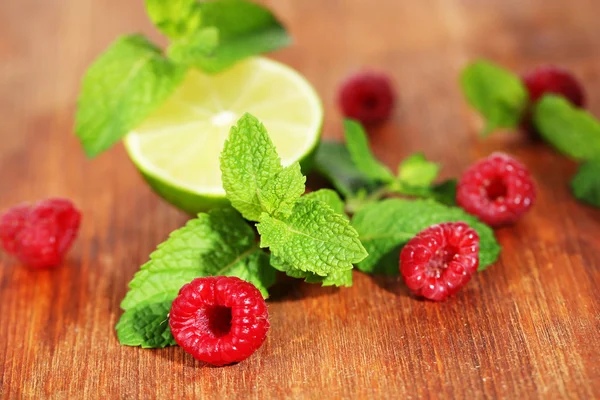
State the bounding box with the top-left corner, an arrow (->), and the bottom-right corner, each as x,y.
169,276 -> 269,366
523,66 -> 585,107
456,153 -> 536,227
337,71 -> 396,126
0,198 -> 81,269
521,66 -> 585,137
400,222 -> 479,301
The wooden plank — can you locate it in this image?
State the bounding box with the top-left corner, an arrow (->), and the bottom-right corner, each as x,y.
0,0 -> 599,398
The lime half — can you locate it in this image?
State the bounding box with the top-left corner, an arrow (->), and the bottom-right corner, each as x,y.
124,57 -> 323,214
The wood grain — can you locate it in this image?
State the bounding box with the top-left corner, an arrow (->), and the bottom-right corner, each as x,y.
1,0 -> 599,398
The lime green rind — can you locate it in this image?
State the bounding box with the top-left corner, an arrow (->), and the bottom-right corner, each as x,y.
139,167 -> 230,214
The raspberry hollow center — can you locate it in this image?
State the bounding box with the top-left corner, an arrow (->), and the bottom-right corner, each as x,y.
426,245 -> 458,278
484,178 -> 508,201
363,95 -> 379,109
197,305 -> 232,338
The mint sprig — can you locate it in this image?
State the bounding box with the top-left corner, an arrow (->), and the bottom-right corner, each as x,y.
76,0 -> 290,158
220,115 -> 305,221
117,113 -> 368,348
314,119 -> 457,209
225,114 -> 367,276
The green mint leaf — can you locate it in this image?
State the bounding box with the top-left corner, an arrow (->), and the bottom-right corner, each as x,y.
533,95 -> 600,161
389,179 -> 457,206
460,60 -> 528,135
116,297 -> 176,348
261,162 -> 306,219
117,207 -> 276,348
302,189 -> 346,215
257,199 -> 368,276
313,141 -> 381,198
571,160 -> 600,208
270,255 -> 352,287
145,0 -> 203,39
75,35 -> 186,157
193,0 -> 291,73
304,269 -> 353,287
397,153 -> 440,187
431,179 -> 458,206
220,113 -> 304,221
167,27 -> 219,65
351,198 -> 500,275
344,119 -> 395,182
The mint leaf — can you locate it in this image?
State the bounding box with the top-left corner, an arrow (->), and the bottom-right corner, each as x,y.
145,0 -> 202,39
460,60 -> 528,135
303,189 -> 346,215
75,35 -> 185,157
313,141 -> 380,198
167,27 -> 219,65
270,255 -> 352,287
192,0 -> 291,73
305,269 -> 353,287
533,95 -> 600,161
431,179 -> 458,206
261,162 -> 306,219
116,298 -> 176,348
571,160 -> 600,208
351,199 -> 500,275
258,199 -> 368,276
122,207 -> 274,308
220,113 -> 304,221
344,119 -> 394,182
389,179 -> 457,206
117,207 -> 276,348
385,153 -> 456,205
397,153 -> 439,187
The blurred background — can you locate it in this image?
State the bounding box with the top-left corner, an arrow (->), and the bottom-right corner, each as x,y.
1,0 -> 598,189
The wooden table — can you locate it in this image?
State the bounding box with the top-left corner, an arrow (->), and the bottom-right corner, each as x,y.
1,0 -> 599,398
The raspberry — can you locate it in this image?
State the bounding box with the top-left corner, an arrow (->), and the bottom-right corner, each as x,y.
523,66 -> 585,107
0,198 -> 81,269
169,276 -> 269,366
521,66 -> 585,137
337,71 -> 395,126
456,153 -> 536,227
400,222 -> 480,301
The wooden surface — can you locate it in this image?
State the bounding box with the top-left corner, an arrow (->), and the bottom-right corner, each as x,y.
1,0 -> 599,398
